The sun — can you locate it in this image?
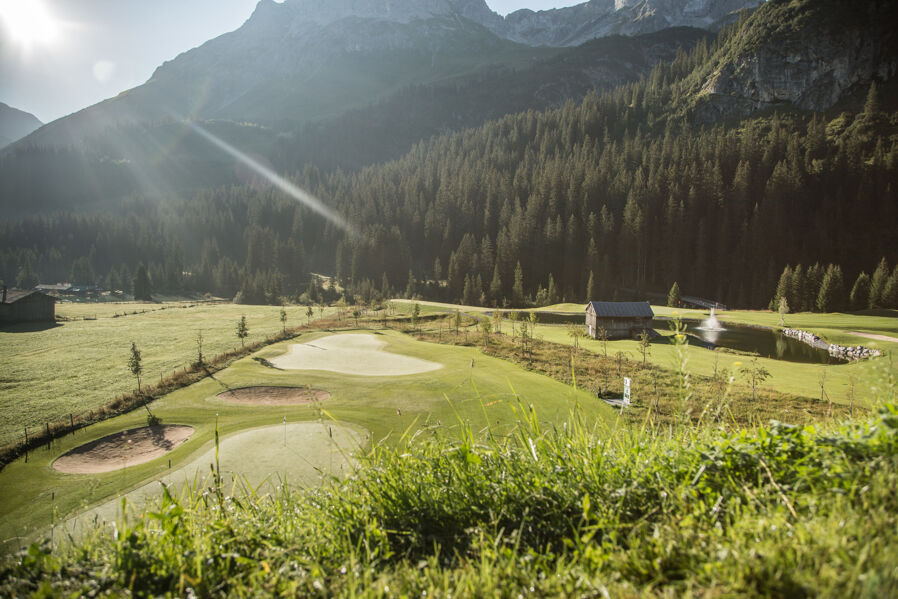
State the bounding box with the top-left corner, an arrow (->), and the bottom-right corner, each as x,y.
0,0 -> 61,48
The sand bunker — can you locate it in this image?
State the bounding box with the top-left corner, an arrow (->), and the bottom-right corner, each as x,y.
217,386 -> 330,405
270,333 -> 442,376
53,425 -> 194,474
61,422 -> 365,541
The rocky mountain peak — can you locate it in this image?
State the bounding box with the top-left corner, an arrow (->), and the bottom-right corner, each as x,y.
276,0 -> 497,26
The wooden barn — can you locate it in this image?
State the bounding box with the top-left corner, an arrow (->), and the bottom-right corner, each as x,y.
0,288 -> 56,325
585,301 -> 654,339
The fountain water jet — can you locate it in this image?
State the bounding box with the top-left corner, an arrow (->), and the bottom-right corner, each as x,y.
701,308 -> 724,331
697,308 -> 725,345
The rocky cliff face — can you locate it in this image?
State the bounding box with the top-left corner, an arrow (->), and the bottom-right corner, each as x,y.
494,0 -> 760,47
693,0 -> 898,122
269,0 -> 759,47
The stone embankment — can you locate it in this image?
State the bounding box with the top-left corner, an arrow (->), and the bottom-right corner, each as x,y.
782,328 -> 882,361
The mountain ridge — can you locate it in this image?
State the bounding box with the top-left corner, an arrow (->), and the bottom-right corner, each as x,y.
0,103 -> 43,149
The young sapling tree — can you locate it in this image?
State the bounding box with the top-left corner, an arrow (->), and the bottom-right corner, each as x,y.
236,315 -> 249,347
128,341 -> 143,393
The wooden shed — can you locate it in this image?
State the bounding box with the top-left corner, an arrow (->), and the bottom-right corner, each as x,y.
585,301 -> 654,339
0,288 -> 56,324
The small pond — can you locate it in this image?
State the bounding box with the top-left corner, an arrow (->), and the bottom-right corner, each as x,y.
489,311 -> 845,365
654,319 -> 846,365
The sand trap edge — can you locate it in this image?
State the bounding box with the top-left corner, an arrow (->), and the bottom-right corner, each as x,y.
215,386 -> 331,405
53,425 -> 194,475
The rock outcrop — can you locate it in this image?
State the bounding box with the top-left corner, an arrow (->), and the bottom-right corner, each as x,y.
693,0 -> 898,122
494,0 -> 759,47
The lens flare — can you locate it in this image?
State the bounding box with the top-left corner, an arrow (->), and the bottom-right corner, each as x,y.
0,0 -> 60,48
184,121 -> 354,234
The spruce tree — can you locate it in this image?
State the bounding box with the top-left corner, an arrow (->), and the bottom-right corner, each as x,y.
462,274 -> 476,306
849,272 -> 872,311
869,258 -> 889,308
771,266 -> 792,311
405,269 -> 416,299
512,262 -> 525,306
489,265 -> 502,307
586,271 -> 596,302
882,267 -> 898,309
132,264 -> 152,301
15,261 -> 38,289
816,264 -> 846,313
789,265 -> 805,313
805,264 -> 824,311
667,282 -> 681,307
547,274 -> 559,305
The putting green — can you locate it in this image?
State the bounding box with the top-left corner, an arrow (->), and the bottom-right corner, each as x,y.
271,333 -> 443,376
57,422 -> 362,542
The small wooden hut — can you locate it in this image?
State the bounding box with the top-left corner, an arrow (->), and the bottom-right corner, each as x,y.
585,301 -> 654,339
0,288 -> 56,324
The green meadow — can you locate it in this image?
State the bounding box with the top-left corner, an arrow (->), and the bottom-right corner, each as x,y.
0,302 -> 327,447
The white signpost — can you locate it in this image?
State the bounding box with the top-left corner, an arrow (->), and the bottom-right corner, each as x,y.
623,377 -> 631,406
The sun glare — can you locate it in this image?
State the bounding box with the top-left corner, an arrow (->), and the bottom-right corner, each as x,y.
0,0 -> 60,48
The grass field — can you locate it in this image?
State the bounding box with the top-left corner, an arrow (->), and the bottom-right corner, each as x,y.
0,302 -> 330,447
0,326 -> 613,551
6,394 -> 898,596
394,300 -> 898,405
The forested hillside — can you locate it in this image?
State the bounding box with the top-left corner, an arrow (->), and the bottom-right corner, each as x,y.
1,0 -> 896,309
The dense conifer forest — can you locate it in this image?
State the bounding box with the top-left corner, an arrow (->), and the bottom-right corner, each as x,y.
1,3 -> 896,309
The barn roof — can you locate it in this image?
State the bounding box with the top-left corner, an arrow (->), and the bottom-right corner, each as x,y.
1,290 -> 54,304
586,301 -> 654,318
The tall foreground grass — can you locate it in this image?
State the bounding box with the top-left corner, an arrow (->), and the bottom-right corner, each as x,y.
4,391 -> 898,597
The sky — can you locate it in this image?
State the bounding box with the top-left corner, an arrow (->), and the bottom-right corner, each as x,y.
0,0 -> 581,124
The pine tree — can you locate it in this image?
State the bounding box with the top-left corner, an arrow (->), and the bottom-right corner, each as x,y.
547,274 -> 558,305
771,265 -> 792,311
864,81 -> 881,117
788,265 -> 805,313
804,264 -> 824,312
405,269 -> 416,299
489,265 -> 502,307
462,274 -> 476,306
849,272 -> 872,311
512,262 -> 525,306
869,258 -> 889,308
667,281 -> 681,307
15,261 -> 38,289
586,271 -> 596,302
816,264 -> 846,313
882,266 -> 898,309
132,263 -> 152,301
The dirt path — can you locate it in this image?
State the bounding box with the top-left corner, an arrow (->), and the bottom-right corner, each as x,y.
849,331 -> 898,344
